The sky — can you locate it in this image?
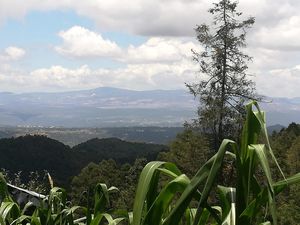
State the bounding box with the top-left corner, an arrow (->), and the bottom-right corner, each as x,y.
0,0 -> 300,98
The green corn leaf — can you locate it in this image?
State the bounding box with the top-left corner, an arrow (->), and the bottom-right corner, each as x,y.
221,204 -> 236,225
128,212 -> 133,225
240,101 -> 261,159
163,139 -> 235,225
251,144 -> 277,224
240,187 -> 268,221
0,201 -> 20,223
217,186 -> 233,220
259,222 -> 271,225
273,172 -> 300,194
132,161 -> 177,225
252,102 -> 285,180
102,213 -> 125,225
193,140 -> 236,225
94,183 -> 112,215
21,201 -> 35,215
144,174 -> 190,225
48,187 -> 67,214
251,145 -> 274,194
197,208 -> 211,225
162,155 -> 216,225
90,213 -> 104,225
10,215 -> 31,225
0,174 -> 13,202
30,215 -> 42,225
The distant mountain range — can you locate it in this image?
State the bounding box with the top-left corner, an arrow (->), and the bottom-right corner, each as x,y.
0,87 -> 196,127
0,87 -> 299,127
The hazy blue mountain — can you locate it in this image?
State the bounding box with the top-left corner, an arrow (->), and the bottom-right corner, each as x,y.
267,124 -> 285,134
0,87 -> 197,127
0,87 -> 300,127
260,97 -> 300,126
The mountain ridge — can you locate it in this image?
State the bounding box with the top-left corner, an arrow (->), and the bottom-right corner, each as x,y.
0,87 -> 300,127
0,135 -> 167,187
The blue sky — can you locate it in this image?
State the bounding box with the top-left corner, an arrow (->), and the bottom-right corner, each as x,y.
0,0 -> 300,97
0,10 -> 147,70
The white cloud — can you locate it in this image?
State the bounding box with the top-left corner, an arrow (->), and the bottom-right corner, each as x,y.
254,65 -> 300,98
0,26 -> 202,92
55,27 -> 201,64
0,0 -> 213,36
124,37 -> 200,64
0,46 -> 25,61
0,58 -> 199,92
55,26 -> 122,58
253,16 -> 300,50
0,0 -> 299,40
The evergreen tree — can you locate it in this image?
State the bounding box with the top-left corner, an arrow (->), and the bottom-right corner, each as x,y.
187,0 -> 258,148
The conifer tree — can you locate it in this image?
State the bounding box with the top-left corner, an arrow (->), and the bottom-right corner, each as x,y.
187,0 -> 258,147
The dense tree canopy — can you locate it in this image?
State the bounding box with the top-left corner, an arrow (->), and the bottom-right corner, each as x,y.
0,135 -> 166,189
158,129 -> 210,178
270,124 -> 300,224
71,158 -> 147,210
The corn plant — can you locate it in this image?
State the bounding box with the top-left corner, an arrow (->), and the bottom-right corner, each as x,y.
78,183 -> 125,225
131,101 -> 300,225
0,177 -> 124,225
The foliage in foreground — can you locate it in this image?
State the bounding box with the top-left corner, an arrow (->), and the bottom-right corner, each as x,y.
0,102 -> 300,225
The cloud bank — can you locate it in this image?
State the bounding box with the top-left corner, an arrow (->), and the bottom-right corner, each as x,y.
1,0 -> 300,97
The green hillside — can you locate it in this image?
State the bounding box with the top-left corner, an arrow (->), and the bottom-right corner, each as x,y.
0,135 -> 167,187
72,137 -> 167,164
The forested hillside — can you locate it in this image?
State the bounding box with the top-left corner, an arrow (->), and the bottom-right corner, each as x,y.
0,135 -> 167,187
269,123 -> 300,224
73,137 -> 167,164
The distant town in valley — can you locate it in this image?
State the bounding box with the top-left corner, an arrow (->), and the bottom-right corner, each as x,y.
0,87 -> 299,129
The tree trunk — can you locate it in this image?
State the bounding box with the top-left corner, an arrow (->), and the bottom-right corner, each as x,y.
218,3 -> 228,146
